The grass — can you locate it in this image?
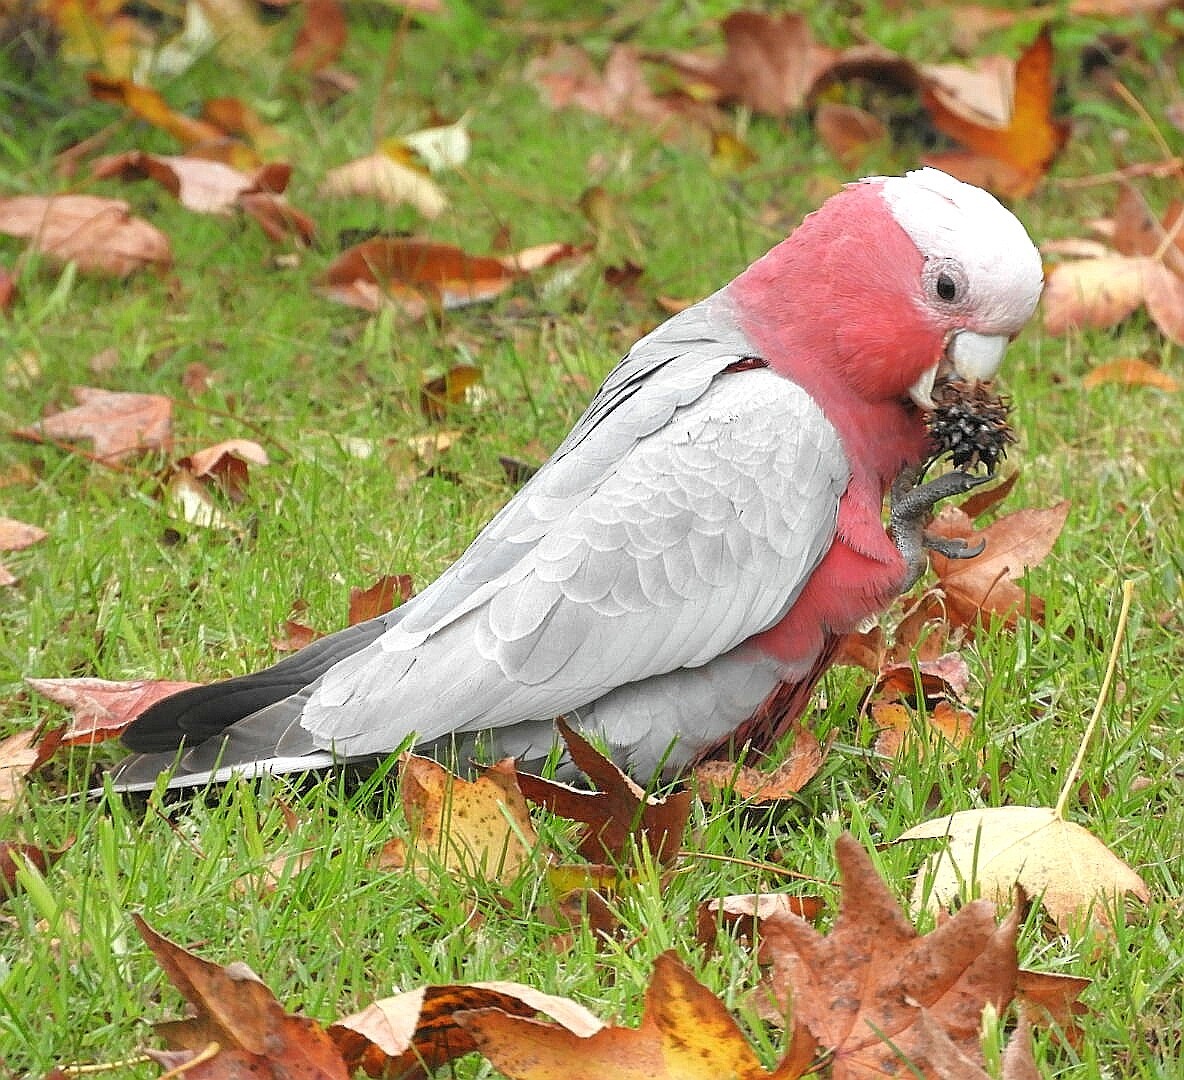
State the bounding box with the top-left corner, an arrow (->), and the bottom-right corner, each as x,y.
2,2 -> 1183,1076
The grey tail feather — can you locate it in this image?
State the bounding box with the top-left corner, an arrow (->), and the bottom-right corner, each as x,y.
120,614 -> 395,753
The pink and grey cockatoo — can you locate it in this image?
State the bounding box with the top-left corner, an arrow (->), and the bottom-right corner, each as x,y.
113,169 -> 1043,791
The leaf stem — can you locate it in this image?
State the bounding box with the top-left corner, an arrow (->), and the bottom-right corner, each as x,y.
1053,579 -> 1135,820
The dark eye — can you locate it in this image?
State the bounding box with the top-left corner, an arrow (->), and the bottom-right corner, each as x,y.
936,273 -> 958,302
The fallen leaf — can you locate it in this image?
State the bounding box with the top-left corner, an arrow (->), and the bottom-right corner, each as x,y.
330,981 -> 603,1077
167,472 -> 235,529
177,438 -> 269,500
272,618 -> 323,652
914,1011 -> 1040,1080
1015,968 -> 1090,1044
516,719 -> 691,864
923,27 -> 1069,198
928,500 -> 1070,629
399,115 -> 472,173
899,806 -> 1150,931
1,839 -> 74,898
17,387 -> 173,462
0,516 -> 47,586
25,677 -> 203,745
421,364 -> 484,420
757,833 -> 1020,1075
1042,255 -> 1184,343
0,195 -> 172,276
694,724 -> 830,801
1082,357 -> 1179,392
0,728 -> 62,809
318,152 -> 447,218
458,951 -> 803,1080
134,915 -> 349,1079
381,756 -> 539,883
697,892 -> 823,948
814,103 -> 886,169
93,152 -> 263,213
348,574 -> 413,625
0,266 -> 16,313
289,0 -> 347,73
872,699 -> 976,761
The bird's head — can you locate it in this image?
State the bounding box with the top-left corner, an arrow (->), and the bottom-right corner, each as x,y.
733,168 -> 1044,410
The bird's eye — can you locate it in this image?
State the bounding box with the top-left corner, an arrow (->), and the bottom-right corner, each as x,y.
936,273 -> 958,302
925,258 -> 967,306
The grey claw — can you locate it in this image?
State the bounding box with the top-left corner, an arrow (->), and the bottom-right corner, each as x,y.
924,534 -> 986,559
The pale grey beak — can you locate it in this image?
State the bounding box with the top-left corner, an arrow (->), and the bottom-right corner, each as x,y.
908,330 -> 1009,410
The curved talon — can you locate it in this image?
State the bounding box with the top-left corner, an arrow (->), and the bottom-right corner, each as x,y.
924,534 -> 986,560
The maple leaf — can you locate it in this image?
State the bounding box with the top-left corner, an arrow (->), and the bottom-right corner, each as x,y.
694,723 -> 831,802
377,756 -> 540,884
176,438 -> 269,501
0,516 -> 47,587
25,677 -> 203,746
757,833 -> 1020,1078
927,500 -> 1070,630
0,194 -> 172,277
330,981 -> 603,1077
458,951 -> 806,1080
516,719 -> 692,864
17,387 -> 173,462
134,915 -> 349,1079
899,806 -> 1150,931
923,26 -> 1069,198
0,727 -> 64,810
864,653 -> 977,762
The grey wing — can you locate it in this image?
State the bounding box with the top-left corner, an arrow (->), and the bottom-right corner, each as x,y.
300,362 -> 850,757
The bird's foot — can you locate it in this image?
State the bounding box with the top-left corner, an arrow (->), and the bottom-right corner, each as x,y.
891,469 -> 989,590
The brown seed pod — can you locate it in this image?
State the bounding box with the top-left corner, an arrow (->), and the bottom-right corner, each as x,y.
924,379 -> 1016,473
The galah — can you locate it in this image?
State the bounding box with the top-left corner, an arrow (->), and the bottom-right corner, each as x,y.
113,169 -> 1043,791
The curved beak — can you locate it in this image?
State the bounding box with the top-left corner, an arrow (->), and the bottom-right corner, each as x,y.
907,330 -> 1009,410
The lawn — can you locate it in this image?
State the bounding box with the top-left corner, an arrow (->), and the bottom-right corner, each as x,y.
1,2 -> 1181,1076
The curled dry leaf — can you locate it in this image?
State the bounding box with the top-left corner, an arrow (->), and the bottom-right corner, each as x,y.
694,723 -> 830,801
330,981 -> 603,1077
458,951 -> 801,1080
516,719 -> 691,864
923,27 -> 1069,198
177,438 -> 269,501
899,806 -> 1150,932
1082,358 -> 1179,392
0,195 -> 172,277
134,915 -> 349,1080
26,677 -> 204,746
17,387 -> 173,462
697,892 -> 823,949
378,756 -> 539,884
319,152 -> 447,217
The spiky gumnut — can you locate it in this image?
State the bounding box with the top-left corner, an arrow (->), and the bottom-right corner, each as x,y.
925,379 -> 1016,473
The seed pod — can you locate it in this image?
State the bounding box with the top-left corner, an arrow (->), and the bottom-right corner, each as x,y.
925,379 -> 1016,472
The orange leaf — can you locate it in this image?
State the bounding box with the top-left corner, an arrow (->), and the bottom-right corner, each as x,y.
923,27 -> 1068,197
348,574 -> 413,625
694,724 -> 831,801
290,0 -> 347,73
814,103 -> 886,169
1082,358 -> 1179,392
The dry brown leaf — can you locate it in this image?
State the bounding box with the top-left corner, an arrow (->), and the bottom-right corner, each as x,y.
900,806 -> 1150,931
516,719 -> 691,864
757,833 -> 1020,1076
330,981 -> 603,1077
872,699 -> 976,761
87,73 -> 239,157
928,500 -> 1070,629
914,1011 -> 1040,1080
0,266 -> 16,313
1,730 -> 44,809
0,516 -> 46,586
458,951 -> 806,1080
26,677 -> 203,746
527,43 -> 719,141
318,153 -> 447,217
814,103 -> 886,169
1,839 -> 73,899
1082,358 -> 1179,392
697,892 -> 823,948
289,0 -> 347,73
17,387 -> 173,462
0,194 -> 172,277
1015,968 -> 1090,1045
135,915 -> 349,1079
694,723 -> 830,801
381,756 -> 539,883
177,438 -> 269,500
347,574 -> 413,625
923,27 -> 1069,198
93,152 -> 262,213
421,364 -> 484,420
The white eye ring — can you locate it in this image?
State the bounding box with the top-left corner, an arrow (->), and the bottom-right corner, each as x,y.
924,258 -> 968,306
